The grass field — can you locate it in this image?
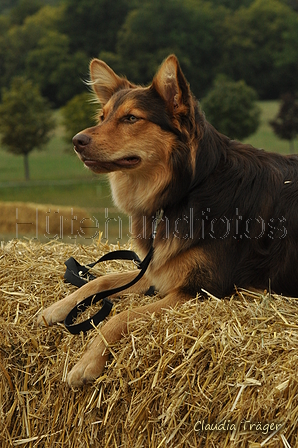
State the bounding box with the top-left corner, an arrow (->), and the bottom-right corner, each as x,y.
1,100 -> 297,243
243,101 -> 298,153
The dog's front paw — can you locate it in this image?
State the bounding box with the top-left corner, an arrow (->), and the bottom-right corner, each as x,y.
37,302 -> 65,326
67,338 -> 109,387
37,292 -> 78,326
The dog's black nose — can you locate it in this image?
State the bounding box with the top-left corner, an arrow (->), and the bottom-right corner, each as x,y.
73,133 -> 91,152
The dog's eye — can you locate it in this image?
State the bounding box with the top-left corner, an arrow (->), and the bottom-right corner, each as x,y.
98,113 -> 104,123
125,115 -> 138,123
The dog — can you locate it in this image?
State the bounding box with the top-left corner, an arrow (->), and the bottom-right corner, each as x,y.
38,55 -> 298,387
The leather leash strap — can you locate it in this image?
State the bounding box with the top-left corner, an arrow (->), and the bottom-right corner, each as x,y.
63,209 -> 163,334
63,247 -> 153,334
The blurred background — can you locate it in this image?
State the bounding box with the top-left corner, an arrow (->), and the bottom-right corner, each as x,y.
0,0 -> 298,244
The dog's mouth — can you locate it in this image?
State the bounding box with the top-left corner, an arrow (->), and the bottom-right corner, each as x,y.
113,156 -> 141,167
83,156 -> 141,172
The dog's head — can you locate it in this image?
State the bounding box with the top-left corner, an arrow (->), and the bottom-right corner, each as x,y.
73,55 -> 199,176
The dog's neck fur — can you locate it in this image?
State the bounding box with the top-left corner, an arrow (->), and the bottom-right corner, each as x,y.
109,171 -> 166,217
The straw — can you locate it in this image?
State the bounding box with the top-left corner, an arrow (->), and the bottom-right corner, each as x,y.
1,239 -> 297,447
0,201 -> 92,239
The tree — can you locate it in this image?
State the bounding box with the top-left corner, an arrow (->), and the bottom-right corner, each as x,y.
283,0 -> 298,11
0,4 -> 89,107
205,0 -> 253,10
60,0 -> 131,56
0,77 -> 55,181
112,0 -> 227,98
221,0 -> 298,98
0,0 -> 18,15
0,5 -> 63,99
201,76 -> 261,140
26,30 -> 89,106
273,13 -> 298,95
270,93 -> 298,153
61,92 -> 98,144
9,0 -> 42,25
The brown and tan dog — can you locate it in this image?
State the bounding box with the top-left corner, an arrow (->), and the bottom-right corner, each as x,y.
38,55 -> 298,387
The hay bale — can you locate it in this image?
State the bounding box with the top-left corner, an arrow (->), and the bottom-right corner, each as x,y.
0,239 -> 297,447
0,202 -> 93,240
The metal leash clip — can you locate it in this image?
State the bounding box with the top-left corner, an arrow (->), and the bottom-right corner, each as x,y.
152,209 -> 164,240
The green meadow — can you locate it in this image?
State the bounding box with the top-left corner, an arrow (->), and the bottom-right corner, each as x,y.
243,101 -> 298,154
0,101 -> 297,243
0,112 -> 112,209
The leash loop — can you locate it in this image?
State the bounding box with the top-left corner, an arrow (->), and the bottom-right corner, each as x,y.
63,209 -> 163,334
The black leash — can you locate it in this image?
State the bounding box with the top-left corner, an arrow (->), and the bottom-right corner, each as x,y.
63,210 -> 163,334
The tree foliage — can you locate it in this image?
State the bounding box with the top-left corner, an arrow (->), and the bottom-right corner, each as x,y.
26,30 -> 89,106
207,0 -> 253,9
221,0 -> 298,98
0,77 -> 55,180
201,77 -> 261,140
0,6 -> 64,95
111,0 -> 226,98
0,4 -> 86,107
1,0 -> 298,108
270,93 -> 298,153
9,0 -> 42,25
0,0 -> 18,15
60,0 -> 132,56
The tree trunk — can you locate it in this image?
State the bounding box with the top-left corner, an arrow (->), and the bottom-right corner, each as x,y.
24,153 -> 30,181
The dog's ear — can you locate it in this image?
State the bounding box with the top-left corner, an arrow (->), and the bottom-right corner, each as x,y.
89,59 -> 131,106
152,55 -> 191,114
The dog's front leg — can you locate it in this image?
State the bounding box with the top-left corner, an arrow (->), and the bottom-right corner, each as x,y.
67,290 -> 189,387
37,271 -> 151,326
